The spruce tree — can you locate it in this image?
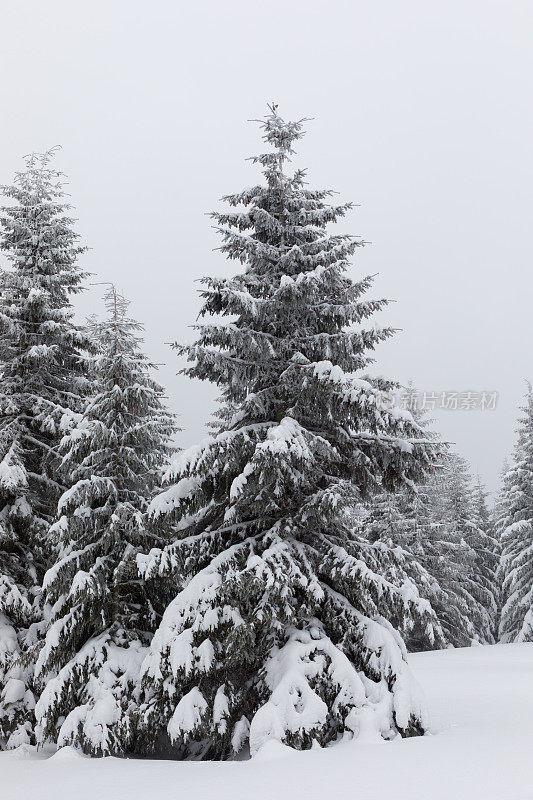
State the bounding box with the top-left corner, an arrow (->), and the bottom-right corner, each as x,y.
0,440 -> 35,749
415,454 -> 496,646
34,287 -> 176,755
357,404 -> 449,651
499,384 -> 533,642
137,111 -> 441,759
360,485 -> 444,651
441,455 -> 497,644
468,478 -> 499,641
358,488 -> 446,651
360,453 -> 498,647
0,151 -> 90,748
493,461 -> 510,636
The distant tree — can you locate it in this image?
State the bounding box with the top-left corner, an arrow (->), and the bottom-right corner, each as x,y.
468,477 -> 499,641
34,287 -> 176,755
362,453 -> 498,647
493,461 -> 510,635
360,486 -> 447,651
499,384 -> 533,642
136,111 -> 441,760
441,455 -> 497,644
0,151 -> 90,748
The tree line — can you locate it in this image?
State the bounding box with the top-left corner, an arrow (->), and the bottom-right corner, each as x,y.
0,113 -> 531,759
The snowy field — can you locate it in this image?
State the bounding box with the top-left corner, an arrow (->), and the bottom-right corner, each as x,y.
1,643 -> 531,800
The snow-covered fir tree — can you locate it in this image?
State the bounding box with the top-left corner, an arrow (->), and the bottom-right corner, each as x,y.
499,384 -> 533,642
468,477 -> 499,641
0,151 -> 90,748
0,442 -> 36,749
440,454 -> 497,644
357,487 -> 446,652
136,111 -> 442,760
34,287 -> 176,755
493,460 -> 511,635
414,454 -> 496,645
354,405 -> 446,652
361,452 -> 498,647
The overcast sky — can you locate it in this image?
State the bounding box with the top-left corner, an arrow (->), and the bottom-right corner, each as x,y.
1,0 -> 531,494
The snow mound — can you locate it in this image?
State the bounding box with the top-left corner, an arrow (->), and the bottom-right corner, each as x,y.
50,745 -> 87,760
7,744 -> 38,760
252,739 -> 295,761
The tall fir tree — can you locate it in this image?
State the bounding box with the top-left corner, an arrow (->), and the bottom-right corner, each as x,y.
34,287 -> 176,755
0,151 -> 90,748
136,111 -> 441,760
499,384 -> 533,642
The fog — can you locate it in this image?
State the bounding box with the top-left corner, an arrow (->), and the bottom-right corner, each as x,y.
2,0 -> 532,493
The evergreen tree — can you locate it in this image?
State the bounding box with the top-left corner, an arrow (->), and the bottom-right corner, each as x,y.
468,478 -> 499,641
0,151 -> 90,748
493,460 -> 510,636
358,487 -> 446,652
441,455 -> 496,644
0,439 -> 35,749
499,384 -> 533,642
361,454 -> 498,647
34,287 -> 176,755
137,111 -> 441,759
357,403 -> 449,651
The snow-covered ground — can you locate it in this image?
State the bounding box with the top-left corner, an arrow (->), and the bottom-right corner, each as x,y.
2,643 -> 532,800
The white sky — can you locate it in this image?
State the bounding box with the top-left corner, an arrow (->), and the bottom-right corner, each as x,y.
1,0 -> 531,494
